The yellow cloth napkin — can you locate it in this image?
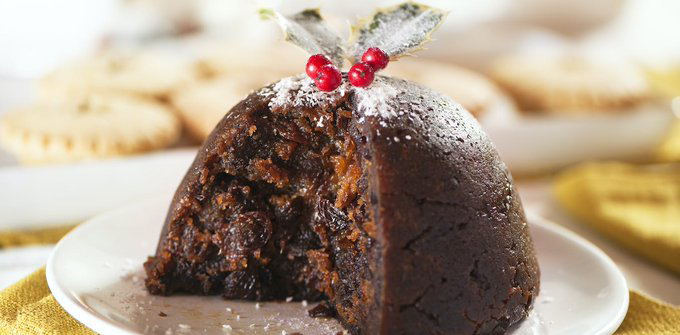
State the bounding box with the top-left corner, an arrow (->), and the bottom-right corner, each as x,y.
646,65 -> 680,163
0,226 -> 75,249
657,121 -> 680,163
0,267 -> 94,335
646,66 -> 680,100
554,162 -> 680,276
616,291 -> 680,335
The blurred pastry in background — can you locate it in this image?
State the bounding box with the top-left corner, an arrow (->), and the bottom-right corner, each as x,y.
172,45 -> 305,141
0,94 -> 180,164
490,53 -> 651,113
384,58 -> 508,117
39,53 -> 192,101
172,72 -> 290,141
192,42 -> 306,79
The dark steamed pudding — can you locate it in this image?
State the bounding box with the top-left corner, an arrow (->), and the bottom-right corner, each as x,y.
144,75 -> 539,334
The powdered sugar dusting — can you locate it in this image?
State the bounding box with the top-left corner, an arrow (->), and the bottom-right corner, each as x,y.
353,76 -> 400,120
266,74 -> 348,110
266,75 -> 405,123
264,74 -> 484,146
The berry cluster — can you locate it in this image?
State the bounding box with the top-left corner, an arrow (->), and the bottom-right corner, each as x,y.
305,54 -> 342,92
305,47 -> 390,92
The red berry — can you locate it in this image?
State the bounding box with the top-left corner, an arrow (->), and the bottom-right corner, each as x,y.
348,62 -> 375,87
315,64 -> 342,92
361,47 -> 389,70
306,54 -> 332,79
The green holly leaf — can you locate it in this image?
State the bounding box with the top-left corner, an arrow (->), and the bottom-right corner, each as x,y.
260,8 -> 345,68
348,2 -> 447,63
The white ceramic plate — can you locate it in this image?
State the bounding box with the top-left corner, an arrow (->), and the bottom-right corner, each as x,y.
47,197 -> 628,335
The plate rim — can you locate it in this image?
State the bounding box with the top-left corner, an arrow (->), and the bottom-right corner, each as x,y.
525,212 -> 629,335
46,199 -> 158,335
47,199 -> 629,335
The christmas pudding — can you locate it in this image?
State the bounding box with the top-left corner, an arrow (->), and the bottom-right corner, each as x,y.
144,3 -> 539,334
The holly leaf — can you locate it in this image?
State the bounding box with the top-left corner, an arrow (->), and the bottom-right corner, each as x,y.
348,2 -> 447,63
260,8 -> 345,68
